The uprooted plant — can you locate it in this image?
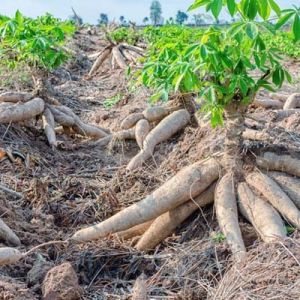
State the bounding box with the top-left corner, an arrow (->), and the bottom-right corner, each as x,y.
71,1 -> 300,261
0,11 -> 108,148
88,26 -> 145,76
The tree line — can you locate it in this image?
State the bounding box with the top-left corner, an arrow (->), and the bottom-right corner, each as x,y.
69,1 -> 230,27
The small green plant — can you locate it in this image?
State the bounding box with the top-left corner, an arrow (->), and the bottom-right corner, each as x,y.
211,231 -> 226,243
108,27 -> 141,45
285,226 -> 296,235
103,93 -> 124,108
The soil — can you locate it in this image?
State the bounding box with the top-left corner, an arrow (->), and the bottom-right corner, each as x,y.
0,27 -> 300,299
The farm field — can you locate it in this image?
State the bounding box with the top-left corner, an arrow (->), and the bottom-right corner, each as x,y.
0,1 -> 300,299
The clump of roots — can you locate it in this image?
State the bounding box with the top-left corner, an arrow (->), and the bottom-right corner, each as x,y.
87,30 -> 145,77
70,91 -> 300,263
0,90 -> 109,149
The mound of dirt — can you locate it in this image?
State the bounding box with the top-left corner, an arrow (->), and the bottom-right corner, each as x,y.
0,275 -> 38,300
211,236 -> 300,299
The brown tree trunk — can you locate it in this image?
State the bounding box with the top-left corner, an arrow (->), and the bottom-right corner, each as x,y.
223,103 -> 246,178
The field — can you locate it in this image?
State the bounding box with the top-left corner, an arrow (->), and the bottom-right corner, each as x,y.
0,2 -> 300,299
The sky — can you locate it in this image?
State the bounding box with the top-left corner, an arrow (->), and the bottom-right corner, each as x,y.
0,0 -> 298,24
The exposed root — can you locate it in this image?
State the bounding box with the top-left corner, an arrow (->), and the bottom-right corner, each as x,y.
142,106 -> 179,122
54,105 -> 108,139
92,128 -> 135,147
121,113 -> 144,130
135,183 -> 216,251
269,92 -> 289,102
237,183 -> 286,242
242,129 -> 272,142
253,99 -> 283,109
135,119 -> 150,149
269,172 -> 300,209
0,98 -> 45,124
122,43 -> 145,56
274,109 -> 300,120
112,46 -> 127,69
215,173 -> 246,261
283,93 -> 300,110
246,172 -> 300,229
71,159 -> 219,242
0,218 -> 21,246
88,46 -> 112,76
0,92 -> 33,103
127,109 -> 190,171
257,152 -> 300,177
115,220 -> 153,240
42,108 -> 57,147
132,275 -> 148,300
0,248 -> 23,266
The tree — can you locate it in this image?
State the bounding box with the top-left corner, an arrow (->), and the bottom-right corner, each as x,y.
176,10 -> 188,25
150,0 -> 162,26
119,16 -> 126,25
193,13 -> 213,25
69,7 -> 83,26
98,13 -> 108,26
167,17 -> 175,24
143,17 -> 149,25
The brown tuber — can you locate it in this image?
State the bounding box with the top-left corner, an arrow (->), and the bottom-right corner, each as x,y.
215,173 -> 246,261
237,183 -> 286,242
0,98 -> 44,124
71,159 -> 219,243
136,183 -> 216,251
127,109 -> 190,171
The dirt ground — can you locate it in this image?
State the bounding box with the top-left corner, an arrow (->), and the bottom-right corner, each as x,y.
0,28 -> 300,299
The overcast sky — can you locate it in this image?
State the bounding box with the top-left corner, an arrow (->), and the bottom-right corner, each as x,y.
0,0 -> 298,24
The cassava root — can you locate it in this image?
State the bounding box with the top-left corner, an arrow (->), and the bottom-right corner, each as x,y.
257,152 -> 300,177
246,172 -> 300,229
127,109 -> 190,171
71,159 -> 219,242
0,98 -> 45,124
215,173 -> 246,261
237,183 -> 286,242
136,183 -> 216,251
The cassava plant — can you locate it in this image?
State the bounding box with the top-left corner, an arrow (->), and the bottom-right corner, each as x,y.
88,26 -> 145,77
0,11 -> 108,147
71,1 -> 300,262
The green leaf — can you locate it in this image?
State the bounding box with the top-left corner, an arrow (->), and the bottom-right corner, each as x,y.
227,0 -> 236,16
174,73 -> 185,92
239,78 -> 248,95
257,79 -> 276,92
211,106 -> 224,127
188,0 -> 211,11
247,0 -> 258,20
253,52 -> 261,67
15,10 -> 24,25
246,22 -> 258,39
211,0 -> 223,19
268,0 -> 281,16
293,14 -> 300,41
275,12 -> 294,29
258,0 -> 271,20
200,45 -> 208,59
272,67 -> 284,86
284,69 -> 293,83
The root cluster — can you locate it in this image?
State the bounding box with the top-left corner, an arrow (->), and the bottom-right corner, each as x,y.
88,43 -> 144,77
0,91 -> 108,148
